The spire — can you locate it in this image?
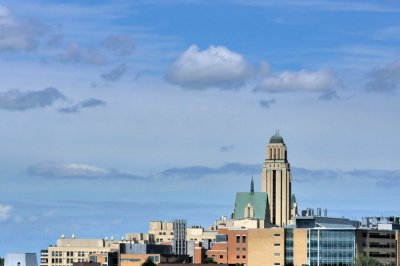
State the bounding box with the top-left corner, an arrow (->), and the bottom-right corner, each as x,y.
250,176 -> 254,194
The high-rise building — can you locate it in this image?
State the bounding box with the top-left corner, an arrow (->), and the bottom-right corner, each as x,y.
261,133 -> 293,227
173,219 -> 187,255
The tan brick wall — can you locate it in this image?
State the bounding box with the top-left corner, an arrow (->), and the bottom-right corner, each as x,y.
248,228 -> 285,266
293,229 -> 308,266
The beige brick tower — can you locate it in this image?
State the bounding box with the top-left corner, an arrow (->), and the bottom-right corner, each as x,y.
261,132 -> 292,227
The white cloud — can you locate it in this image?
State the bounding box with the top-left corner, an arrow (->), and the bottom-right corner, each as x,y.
0,4 -> 43,51
0,204 -> 12,222
166,45 -> 264,90
255,69 -> 341,92
27,162 -> 144,179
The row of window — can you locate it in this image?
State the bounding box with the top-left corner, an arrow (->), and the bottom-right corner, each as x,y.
51,251 -> 107,257
235,235 -> 247,243
211,254 -> 246,260
51,258 -> 86,263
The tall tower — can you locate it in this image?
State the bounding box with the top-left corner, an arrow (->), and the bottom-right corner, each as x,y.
261,132 -> 292,227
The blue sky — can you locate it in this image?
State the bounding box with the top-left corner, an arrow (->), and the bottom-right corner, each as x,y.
1,0 -> 400,256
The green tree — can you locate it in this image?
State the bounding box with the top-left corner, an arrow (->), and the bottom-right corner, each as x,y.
0,257 -> 4,266
202,257 -> 216,264
141,257 -> 156,266
355,254 -> 382,266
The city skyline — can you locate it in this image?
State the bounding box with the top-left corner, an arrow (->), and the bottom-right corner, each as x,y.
1,0 -> 400,257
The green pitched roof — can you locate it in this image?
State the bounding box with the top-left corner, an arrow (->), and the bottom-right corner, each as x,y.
233,192 -> 268,220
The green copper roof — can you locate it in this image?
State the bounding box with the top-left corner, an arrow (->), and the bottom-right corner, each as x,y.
270,133 -> 284,144
233,192 -> 268,220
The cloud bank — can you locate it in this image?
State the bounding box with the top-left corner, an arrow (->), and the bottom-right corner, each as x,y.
160,163 -> 261,179
27,162 -> 143,180
255,69 -> 341,93
101,64 -> 128,81
0,87 -> 65,111
59,98 -> 106,113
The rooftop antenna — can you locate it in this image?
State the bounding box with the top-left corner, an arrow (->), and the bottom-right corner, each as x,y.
275,129 -> 280,136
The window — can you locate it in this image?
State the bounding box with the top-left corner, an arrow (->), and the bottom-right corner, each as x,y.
236,235 -> 240,243
274,253 -> 280,256
242,248 -> 246,251
274,243 -> 280,247
236,255 -> 240,259
236,247 -> 240,252
242,236 -> 246,243
274,233 -> 280,237
220,255 -> 223,259
242,255 -> 246,259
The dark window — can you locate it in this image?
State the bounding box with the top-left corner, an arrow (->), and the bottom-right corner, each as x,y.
242,236 -> 246,243
236,235 -> 240,243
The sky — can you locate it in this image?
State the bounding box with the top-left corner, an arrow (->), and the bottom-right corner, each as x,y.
1,0 -> 400,256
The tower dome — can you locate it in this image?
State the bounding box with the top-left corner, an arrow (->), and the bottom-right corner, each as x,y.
269,133 -> 284,144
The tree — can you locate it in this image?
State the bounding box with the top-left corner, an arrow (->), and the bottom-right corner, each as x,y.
202,257 -> 216,264
355,254 -> 382,266
141,257 -> 156,266
0,257 -> 4,266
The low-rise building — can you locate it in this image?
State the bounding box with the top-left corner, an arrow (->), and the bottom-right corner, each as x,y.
41,236 -> 120,266
148,221 -> 174,244
206,227 -> 247,265
356,228 -> 400,265
247,215 -> 359,266
5,253 -> 38,266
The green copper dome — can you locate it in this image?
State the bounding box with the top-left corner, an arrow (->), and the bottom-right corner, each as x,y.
269,133 -> 284,144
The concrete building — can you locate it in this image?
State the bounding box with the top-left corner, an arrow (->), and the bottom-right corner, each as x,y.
148,221 -> 174,244
356,228 -> 400,265
186,226 -> 217,242
261,133 -> 295,227
41,236 -> 120,266
124,233 -> 154,244
172,219 -> 187,255
5,254 -> 38,266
